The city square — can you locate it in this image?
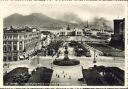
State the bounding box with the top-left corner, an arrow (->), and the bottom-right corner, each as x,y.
3,4 -> 125,86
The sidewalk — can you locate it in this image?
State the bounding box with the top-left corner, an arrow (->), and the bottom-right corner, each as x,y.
4,60 -> 30,73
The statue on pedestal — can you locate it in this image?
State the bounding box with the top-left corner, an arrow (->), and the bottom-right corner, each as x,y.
64,45 -> 69,61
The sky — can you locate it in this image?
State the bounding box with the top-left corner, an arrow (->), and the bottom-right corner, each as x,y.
2,4 -> 125,21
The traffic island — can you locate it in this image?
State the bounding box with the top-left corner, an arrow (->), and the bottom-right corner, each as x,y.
53,59 -> 80,66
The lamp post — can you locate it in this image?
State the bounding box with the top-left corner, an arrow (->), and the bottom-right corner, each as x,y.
37,53 -> 39,65
93,49 -> 97,67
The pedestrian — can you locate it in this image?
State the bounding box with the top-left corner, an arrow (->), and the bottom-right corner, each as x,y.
81,66 -> 83,70
57,52 -> 60,58
62,71 -> 64,74
7,63 -> 9,68
51,66 -> 53,69
58,75 -> 59,78
69,76 -> 71,79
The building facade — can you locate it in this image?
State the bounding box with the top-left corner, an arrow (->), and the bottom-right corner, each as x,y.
109,18 -> 125,50
113,18 -> 125,36
59,25 -> 84,36
3,26 -> 41,61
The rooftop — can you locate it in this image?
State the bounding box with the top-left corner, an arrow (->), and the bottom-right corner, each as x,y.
4,26 -> 40,33
114,18 -> 125,21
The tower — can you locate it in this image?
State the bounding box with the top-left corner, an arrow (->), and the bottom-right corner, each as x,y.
66,24 -> 70,30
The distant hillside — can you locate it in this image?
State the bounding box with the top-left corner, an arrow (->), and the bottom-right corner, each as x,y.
4,13 -> 78,30
4,13 -> 112,31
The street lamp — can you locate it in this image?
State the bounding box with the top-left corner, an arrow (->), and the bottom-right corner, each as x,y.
37,53 -> 39,65
93,49 -> 97,67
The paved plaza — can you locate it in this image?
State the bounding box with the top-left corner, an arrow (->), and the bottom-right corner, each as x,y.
3,43 -> 125,85
50,65 -> 83,86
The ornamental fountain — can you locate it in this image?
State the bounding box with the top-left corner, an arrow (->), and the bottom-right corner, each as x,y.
53,43 -> 80,66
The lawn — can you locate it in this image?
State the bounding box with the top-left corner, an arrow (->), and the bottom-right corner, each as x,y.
87,43 -> 124,57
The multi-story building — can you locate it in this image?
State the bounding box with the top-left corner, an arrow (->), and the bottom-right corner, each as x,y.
59,25 -> 84,36
40,31 -> 54,47
3,26 -> 41,61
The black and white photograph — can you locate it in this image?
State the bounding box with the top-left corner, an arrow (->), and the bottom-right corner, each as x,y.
2,3 -> 126,87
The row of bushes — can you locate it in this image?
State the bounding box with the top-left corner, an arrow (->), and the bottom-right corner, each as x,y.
53,59 -> 80,66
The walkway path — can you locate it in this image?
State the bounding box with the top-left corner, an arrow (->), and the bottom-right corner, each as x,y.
50,43 -> 84,86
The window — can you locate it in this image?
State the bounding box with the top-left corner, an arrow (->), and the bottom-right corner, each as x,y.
13,41 -> 17,45
3,35 -> 7,39
3,56 -> 7,61
3,41 -> 6,44
61,32 -> 65,35
13,35 -> 18,39
13,56 -> 17,61
3,46 -> 7,52
8,36 -> 12,39
6,36 -> 8,39
13,45 -> 17,51
19,41 -> 22,44
77,32 -> 81,35
24,35 -> 27,38
19,45 -> 22,50
8,56 -> 12,61
19,35 -> 22,39
8,41 -> 11,44
8,45 -> 11,51
29,34 -> 32,37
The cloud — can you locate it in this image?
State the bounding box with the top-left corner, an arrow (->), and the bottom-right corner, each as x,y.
2,4 -> 125,22
58,12 -> 83,23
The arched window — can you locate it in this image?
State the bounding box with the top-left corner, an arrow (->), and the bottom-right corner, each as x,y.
8,45 -> 11,51
3,45 -> 7,52
13,45 -> 17,51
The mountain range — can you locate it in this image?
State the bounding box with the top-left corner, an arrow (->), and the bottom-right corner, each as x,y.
4,13 -> 112,31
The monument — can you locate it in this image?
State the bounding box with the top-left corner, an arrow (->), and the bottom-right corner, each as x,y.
53,43 -> 80,66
